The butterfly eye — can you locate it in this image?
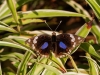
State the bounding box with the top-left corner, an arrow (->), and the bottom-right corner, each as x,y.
40,42 -> 48,49
59,41 -> 67,49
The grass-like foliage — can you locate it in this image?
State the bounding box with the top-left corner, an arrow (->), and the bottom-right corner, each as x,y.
0,0 -> 100,75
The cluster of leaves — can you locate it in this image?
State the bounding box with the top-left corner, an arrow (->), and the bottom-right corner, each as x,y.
0,0 -> 100,75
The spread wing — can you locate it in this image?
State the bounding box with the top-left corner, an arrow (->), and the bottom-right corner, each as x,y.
56,33 -> 84,56
26,35 -> 52,55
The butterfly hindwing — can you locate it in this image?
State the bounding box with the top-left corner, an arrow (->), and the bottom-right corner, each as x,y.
56,33 -> 84,56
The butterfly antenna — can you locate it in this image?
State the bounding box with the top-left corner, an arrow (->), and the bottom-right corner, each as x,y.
45,20 -> 53,31
55,20 -> 62,31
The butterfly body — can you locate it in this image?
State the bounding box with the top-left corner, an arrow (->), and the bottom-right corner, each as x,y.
26,32 -> 84,57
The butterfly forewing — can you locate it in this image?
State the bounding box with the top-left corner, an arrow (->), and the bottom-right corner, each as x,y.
26,35 -> 52,55
56,33 -> 84,56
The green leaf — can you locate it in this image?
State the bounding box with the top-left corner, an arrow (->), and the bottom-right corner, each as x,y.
17,51 -> 31,75
0,41 -> 33,54
0,21 -> 9,26
0,52 -> 23,61
0,25 -> 17,33
42,69 -> 56,75
80,42 -> 100,60
67,55 -> 79,73
0,0 -> 32,19
38,62 -> 62,75
61,72 -> 89,75
95,0 -> 100,6
91,23 -> 100,45
85,0 -> 100,20
86,53 -> 99,75
19,19 -> 44,25
7,0 -> 19,24
50,52 -> 67,73
2,9 -> 86,24
6,72 -> 15,75
64,0 -> 91,20
0,1 -> 11,19
0,62 -> 2,75
27,57 -> 48,75
75,22 -> 91,37
5,36 -> 28,45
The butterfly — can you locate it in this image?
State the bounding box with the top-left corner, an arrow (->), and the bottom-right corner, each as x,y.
26,31 -> 84,57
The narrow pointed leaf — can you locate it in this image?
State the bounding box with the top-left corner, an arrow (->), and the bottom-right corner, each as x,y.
0,62 -> 2,75
75,22 -> 91,37
86,53 -> 99,75
0,25 -> 17,33
37,62 -> 62,75
17,51 -> 31,75
80,42 -> 100,60
0,41 -> 33,54
2,9 -> 86,24
85,0 -> 100,20
27,57 -> 48,75
91,23 -> 100,45
7,0 -> 19,24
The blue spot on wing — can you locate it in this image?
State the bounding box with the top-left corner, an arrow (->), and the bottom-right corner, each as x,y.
59,41 -> 67,49
41,42 -> 48,49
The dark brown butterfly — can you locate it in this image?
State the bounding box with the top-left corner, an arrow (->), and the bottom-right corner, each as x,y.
26,21 -> 84,57
26,31 -> 84,57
